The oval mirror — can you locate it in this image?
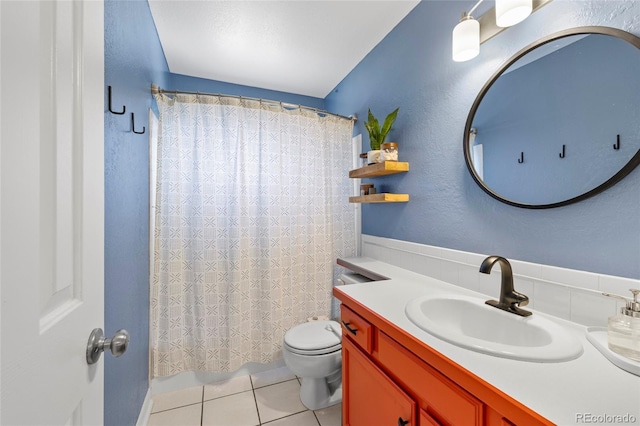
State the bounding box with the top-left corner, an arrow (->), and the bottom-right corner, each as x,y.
464,26 -> 640,209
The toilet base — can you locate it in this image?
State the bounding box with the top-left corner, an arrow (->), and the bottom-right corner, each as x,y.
299,377 -> 342,410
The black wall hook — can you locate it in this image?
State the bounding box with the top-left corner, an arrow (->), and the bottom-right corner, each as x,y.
108,86 -> 126,115
131,112 -> 145,134
613,134 -> 621,150
559,144 -> 566,158
518,152 -> 524,163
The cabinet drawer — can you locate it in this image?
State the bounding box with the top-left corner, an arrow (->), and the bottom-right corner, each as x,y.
340,305 -> 373,353
377,331 -> 483,426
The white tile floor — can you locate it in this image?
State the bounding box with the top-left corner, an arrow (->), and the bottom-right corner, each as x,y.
148,366 -> 342,426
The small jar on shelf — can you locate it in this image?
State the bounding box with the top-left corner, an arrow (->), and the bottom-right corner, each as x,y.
360,183 -> 375,196
380,142 -> 398,161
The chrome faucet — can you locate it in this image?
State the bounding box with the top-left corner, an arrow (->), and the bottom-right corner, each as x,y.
479,256 -> 532,317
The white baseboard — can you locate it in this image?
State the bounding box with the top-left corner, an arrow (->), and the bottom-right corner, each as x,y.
136,388 -> 153,426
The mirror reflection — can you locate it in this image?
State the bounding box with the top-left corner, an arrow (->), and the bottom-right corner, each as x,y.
465,29 -> 640,208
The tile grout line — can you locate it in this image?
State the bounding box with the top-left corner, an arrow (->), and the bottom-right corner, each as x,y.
200,386 -> 204,426
202,378 -> 258,404
250,375 -> 263,426
260,410 -> 312,425
151,370 -> 323,426
253,377 -> 298,391
149,401 -> 203,415
312,409 -> 322,426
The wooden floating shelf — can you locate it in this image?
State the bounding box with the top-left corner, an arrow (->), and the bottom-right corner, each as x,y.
349,161 -> 409,178
349,193 -> 409,204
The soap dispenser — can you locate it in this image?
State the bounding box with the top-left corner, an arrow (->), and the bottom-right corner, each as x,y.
603,289 -> 640,361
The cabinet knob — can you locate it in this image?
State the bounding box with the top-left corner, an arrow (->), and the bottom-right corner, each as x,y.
397,417 -> 409,426
342,320 -> 358,335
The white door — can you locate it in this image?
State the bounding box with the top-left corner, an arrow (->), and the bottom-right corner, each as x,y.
1,1 -> 105,425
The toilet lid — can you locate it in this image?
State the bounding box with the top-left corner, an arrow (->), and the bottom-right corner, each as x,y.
284,320 -> 342,352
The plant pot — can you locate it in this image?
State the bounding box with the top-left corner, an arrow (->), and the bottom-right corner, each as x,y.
367,150 -> 381,165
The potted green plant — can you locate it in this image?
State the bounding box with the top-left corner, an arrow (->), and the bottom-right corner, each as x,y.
364,108 -> 399,164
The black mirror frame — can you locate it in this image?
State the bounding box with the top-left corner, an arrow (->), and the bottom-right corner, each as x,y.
463,26 -> 640,209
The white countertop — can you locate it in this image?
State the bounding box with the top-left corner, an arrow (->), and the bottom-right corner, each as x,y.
336,257 -> 640,426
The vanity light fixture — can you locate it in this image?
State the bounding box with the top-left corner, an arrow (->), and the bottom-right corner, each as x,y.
496,0 -> 532,27
452,14 -> 481,62
453,0 -> 544,62
452,1 -> 483,62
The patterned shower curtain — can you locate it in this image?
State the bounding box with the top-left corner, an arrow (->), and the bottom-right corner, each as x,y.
151,93 -> 356,377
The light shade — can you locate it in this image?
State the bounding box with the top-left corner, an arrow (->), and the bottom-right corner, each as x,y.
452,16 -> 480,62
495,0 -> 532,27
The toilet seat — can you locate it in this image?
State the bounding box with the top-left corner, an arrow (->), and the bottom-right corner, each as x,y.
284,320 -> 342,355
284,342 -> 341,356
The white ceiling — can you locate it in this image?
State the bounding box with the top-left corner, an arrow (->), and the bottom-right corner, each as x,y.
148,1 -> 420,98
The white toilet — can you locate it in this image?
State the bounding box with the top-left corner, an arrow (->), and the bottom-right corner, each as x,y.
282,320 -> 343,410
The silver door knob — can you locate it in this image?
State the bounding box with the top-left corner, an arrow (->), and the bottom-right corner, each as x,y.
86,328 -> 130,365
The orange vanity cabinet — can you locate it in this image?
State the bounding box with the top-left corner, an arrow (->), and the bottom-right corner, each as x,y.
342,336 -> 415,426
337,296 -> 553,426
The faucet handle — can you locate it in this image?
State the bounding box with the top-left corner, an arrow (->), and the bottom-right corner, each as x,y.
516,292 -> 529,307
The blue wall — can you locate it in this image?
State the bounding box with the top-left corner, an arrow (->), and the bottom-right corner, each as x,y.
104,2 -> 640,422
474,34 -> 640,205
104,1 -> 169,424
168,73 -> 325,109
104,2 -> 325,424
325,1 -> 640,279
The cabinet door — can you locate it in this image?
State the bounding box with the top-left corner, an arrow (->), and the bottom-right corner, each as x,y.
420,409 -> 443,426
485,407 -> 516,426
343,336 -> 415,426
376,332 -> 483,425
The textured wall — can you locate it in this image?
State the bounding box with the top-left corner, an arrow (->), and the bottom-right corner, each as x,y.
104,0 -> 169,425
325,1 -> 640,279
474,34 -> 640,205
104,2 -> 325,422
168,73 -> 325,109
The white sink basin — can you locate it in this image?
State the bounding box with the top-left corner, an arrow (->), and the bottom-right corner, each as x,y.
405,295 -> 583,362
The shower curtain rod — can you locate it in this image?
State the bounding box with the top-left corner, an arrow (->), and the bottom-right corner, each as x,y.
151,85 -> 357,122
